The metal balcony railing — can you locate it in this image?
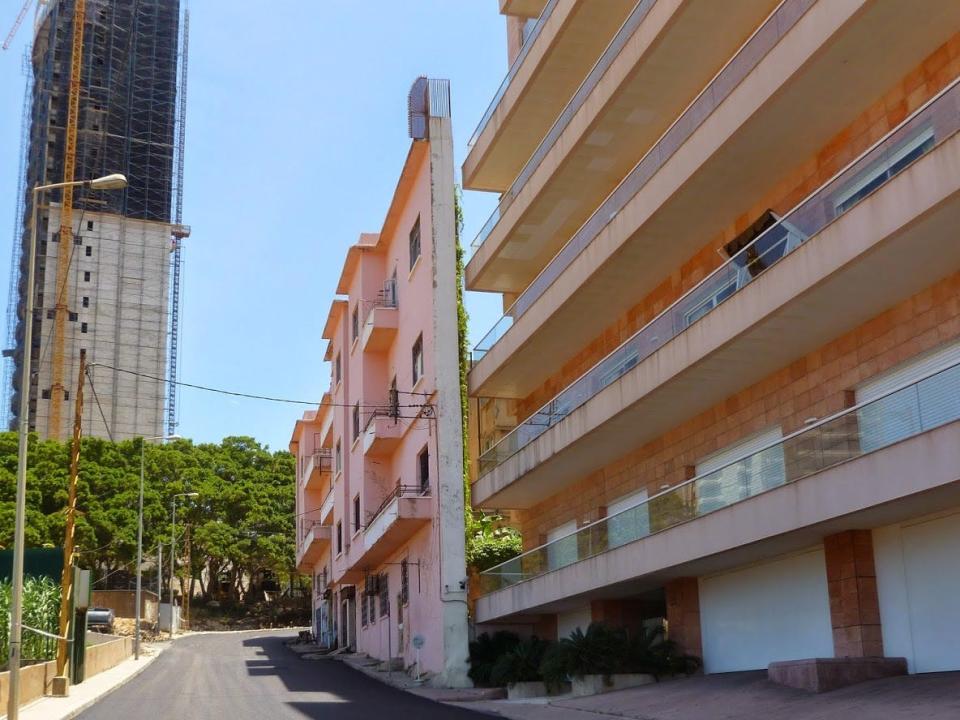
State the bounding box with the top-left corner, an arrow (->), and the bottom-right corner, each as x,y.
471,0 -> 825,358
479,359 -> 960,593
467,0 -> 559,148
363,278 -> 398,326
476,75 -> 960,476
366,483 -> 429,530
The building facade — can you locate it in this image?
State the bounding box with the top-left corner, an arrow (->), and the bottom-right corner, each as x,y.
292,78 -> 470,687
6,0 -> 185,439
465,0 -> 960,679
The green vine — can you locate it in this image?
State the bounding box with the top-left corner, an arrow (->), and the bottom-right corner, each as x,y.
455,187 -> 523,573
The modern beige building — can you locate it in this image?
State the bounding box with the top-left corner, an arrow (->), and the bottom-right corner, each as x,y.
464,0 -> 960,683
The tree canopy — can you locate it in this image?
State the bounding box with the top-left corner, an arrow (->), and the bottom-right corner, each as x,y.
0,432 -> 295,602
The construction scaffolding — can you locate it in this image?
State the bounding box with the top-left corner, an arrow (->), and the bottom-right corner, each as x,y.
3,0 -> 188,440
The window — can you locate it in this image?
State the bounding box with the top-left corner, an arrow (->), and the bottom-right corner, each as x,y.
379,573 -> 389,617
353,495 -> 361,534
695,427 -> 785,514
606,488 -> 650,550
335,439 -> 342,474
334,353 -> 341,385
336,521 -> 343,555
84,246 -> 92,257
83,271 -> 90,282
41,389 -> 51,400
856,339 -> 960,453
351,305 -> 359,342
389,376 -> 398,419
352,403 -> 360,442
412,334 -> 423,386
400,559 -> 409,606
80,322 -> 88,334
418,446 -> 430,494
68,312 -> 77,322
833,126 -> 935,216
368,591 -> 376,624
46,310 -> 54,320
409,216 -> 421,270
82,296 -> 89,308
361,591 -> 368,626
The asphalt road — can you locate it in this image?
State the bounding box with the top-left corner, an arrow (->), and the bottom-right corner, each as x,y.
76,630 -> 491,720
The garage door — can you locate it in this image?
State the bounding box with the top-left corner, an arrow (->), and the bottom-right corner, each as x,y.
699,548 -> 834,673
874,511 -> 960,673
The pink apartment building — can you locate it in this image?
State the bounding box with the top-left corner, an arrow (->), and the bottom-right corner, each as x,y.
292,77 -> 470,687
465,0 -> 960,689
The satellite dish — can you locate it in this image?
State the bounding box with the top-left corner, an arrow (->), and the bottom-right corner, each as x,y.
412,634 -> 425,649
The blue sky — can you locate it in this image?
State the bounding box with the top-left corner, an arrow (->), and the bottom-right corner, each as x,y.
0,1 -> 507,452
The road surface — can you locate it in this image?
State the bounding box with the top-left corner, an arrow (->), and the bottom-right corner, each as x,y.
76,630 -> 490,719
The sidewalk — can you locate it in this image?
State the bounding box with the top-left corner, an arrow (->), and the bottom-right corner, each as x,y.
4,641 -> 170,720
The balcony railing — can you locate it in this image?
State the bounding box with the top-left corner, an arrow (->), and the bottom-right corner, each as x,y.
471,0 -> 821,358
477,75 -> 960,475
479,359 -> 960,593
467,0 -> 558,149
363,278 -> 398,326
471,0 -> 658,250
367,483 -> 429,529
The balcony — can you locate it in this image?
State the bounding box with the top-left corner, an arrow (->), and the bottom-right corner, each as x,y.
469,0 -> 960,399
303,449 -> 332,491
361,279 -> 398,353
362,411 -> 404,457
319,486 -> 335,524
296,521 -> 332,573
354,484 -> 432,570
473,79 -> 960,508
477,361 -> 960,620
500,0 -> 548,18
467,0 -> 781,293
464,0 -> 636,191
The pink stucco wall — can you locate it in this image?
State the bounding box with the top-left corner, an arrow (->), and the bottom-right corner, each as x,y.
292,123 -> 464,678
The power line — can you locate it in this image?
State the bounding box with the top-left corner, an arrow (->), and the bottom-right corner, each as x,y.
87,361 -> 434,410
85,369 -> 115,442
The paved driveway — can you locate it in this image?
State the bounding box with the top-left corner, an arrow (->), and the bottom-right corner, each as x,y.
460,670 -> 960,720
76,629 -> 490,720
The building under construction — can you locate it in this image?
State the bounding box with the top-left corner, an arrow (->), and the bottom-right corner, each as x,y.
3,0 -> 190,440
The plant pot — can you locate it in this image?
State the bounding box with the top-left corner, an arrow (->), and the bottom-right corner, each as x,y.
506,681 -> 549,699
571,673 -> 656,697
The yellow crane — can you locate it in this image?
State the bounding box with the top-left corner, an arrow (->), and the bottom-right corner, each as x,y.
49,0 -> 86,439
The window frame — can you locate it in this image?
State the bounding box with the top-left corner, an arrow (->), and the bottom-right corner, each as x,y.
418,446 -> 430,494
412,333 -> 424,386
409,215 -> 421,271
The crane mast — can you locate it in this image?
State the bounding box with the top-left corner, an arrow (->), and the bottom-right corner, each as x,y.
49,0 -> 86,439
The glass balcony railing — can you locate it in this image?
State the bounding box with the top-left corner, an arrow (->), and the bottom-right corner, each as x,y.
471,0 -> 658,251
471,0 -> 821,359
479,359 -> 960,594
467,0 -> 559,149
476,75 -> 960,476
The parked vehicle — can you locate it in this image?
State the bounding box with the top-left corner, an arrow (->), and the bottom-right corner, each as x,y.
86,607 -> 115,633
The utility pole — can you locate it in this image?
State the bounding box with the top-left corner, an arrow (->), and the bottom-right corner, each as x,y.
54,349 -> 85,692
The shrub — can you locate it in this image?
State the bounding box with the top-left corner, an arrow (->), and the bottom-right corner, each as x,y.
489,636 -> 549,686
468,631 -> 521,687
539,621 -> 702,684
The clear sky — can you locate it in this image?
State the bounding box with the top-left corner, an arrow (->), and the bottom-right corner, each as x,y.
0,0 -> 507,452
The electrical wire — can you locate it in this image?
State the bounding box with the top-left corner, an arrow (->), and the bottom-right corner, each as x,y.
85,369 -> 115,442
86,361 -> 434,410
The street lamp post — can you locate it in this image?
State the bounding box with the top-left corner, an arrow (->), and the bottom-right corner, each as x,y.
8,174 -> 126,720
169,492 -> 198,635
135,434 -> 180,660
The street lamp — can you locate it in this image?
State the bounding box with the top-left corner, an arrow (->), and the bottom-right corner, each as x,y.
8,174 -> 126,720
135,434 -> 181,660
169,492 -> 198,635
